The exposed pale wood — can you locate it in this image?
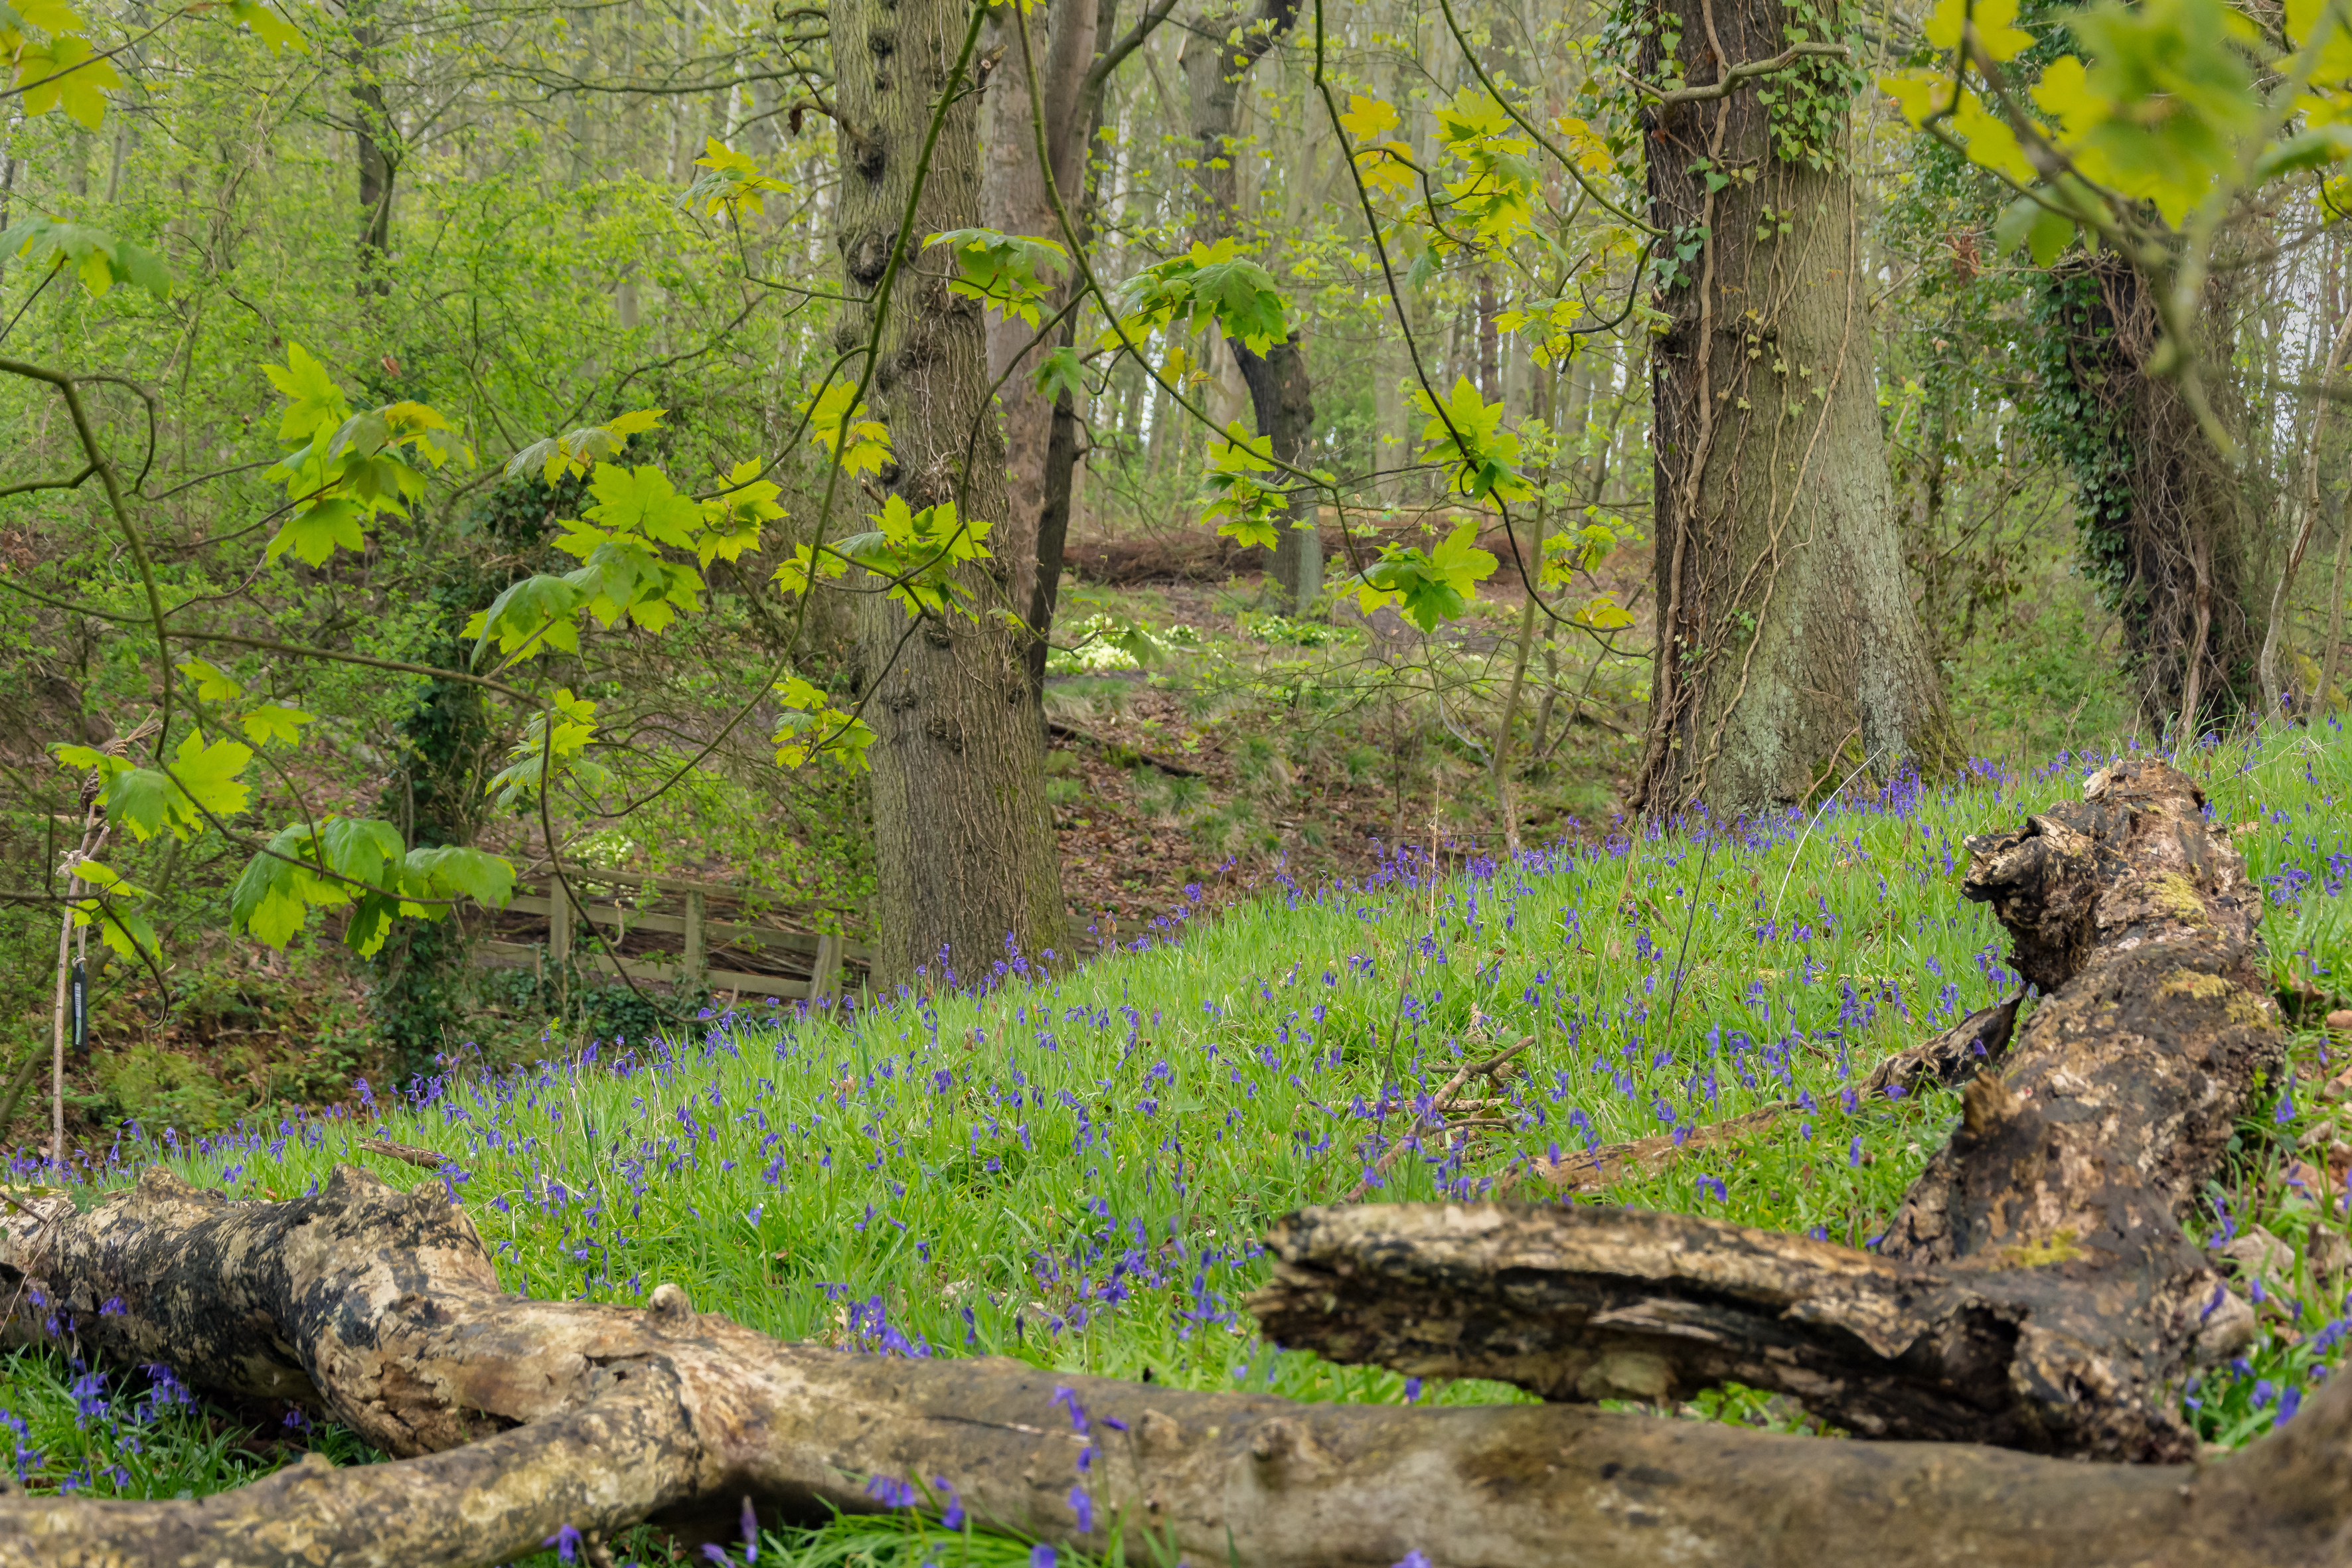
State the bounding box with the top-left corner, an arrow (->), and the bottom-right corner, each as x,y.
683,889 -> 705,979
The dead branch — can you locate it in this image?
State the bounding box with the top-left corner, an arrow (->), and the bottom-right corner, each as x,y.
0,1165 -> 2349,1566
1521,996 -> 2021,1194
1259,760 -> 2280,1460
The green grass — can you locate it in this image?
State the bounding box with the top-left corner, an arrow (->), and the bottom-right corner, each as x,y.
11,722 -> 2352,1564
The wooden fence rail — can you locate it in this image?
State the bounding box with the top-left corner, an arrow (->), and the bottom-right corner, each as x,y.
469,872 -> 872,1004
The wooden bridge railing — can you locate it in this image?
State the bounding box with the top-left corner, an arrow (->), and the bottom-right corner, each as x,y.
471,866 -> 872,1004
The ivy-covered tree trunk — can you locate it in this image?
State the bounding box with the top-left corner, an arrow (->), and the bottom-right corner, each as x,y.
836,0 -> 1067,982
349,3 -> 396,292
2028,256 -> 2261,733
1630,1 -> 1958,817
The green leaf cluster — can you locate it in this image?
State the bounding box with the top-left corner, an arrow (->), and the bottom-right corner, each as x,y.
926,228 -> 1070,328
230,817 -> 514,956
1108,238 -> 1289,355
260,345 -> 471,566
1340,521 -> 1498,632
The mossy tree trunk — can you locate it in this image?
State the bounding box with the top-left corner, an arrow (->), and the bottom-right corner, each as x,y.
836,0 -> 1067,983
1630,0 -> 1958,817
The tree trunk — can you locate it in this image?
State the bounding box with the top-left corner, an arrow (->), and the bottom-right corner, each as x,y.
2035,256 -> 2263,734
1235,335 -> 1320,607
1180,0 -> 1318,611
981,0 -> 1102,661
351,9 -> 396,293
7,1159 -> 2352,1568
2259,297 -> 2352,718
1258,758 -> 2275,1462
838,0 -> 1066,980
1630,1 -> 1957,817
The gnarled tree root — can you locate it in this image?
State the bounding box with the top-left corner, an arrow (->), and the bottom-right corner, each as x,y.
1259,759 -> 2280,1461
1,1166 -> 2351,1566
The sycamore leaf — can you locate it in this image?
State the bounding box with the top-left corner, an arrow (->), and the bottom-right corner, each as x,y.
238,704 -> 313,745
1994,194 -> 2077,264
16,33 -> 121,129
771,676 -> 875,771
1033,345 -> 1086,406
264,497 -> 366,566
226,0 -> 303,52
169,730 -> 254,824
404,844 -> 516,907
1338,94 -> 1399,141
175,658 -> 244,702
1344,522 -> 1497,632
505,408 -> 666,484
264,343 -> 349,441
1926,0 -> 2035,60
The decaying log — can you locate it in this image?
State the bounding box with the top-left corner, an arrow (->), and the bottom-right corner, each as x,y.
1258,760 -> 2281,1460
6,1166 -> 2352,1567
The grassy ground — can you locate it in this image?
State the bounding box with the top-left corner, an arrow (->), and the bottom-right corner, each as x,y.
6,721 -> 2351,1565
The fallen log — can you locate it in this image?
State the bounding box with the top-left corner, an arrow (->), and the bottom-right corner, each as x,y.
1257,759 -> 2279,1460
5,1166 -> 2352,1566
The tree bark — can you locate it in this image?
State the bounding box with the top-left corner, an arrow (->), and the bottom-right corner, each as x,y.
2035,256 -> 2263,732
1259,758 -> 2276,1462
350,6 -> 396,293
1180,0 -> 1320,611
981,0 -> 1103,659
838,0 -> 1067,980
1233,335 -> 1320,607
2259,297 -> 2352,718
1630,1 -> 1958,816
7,1160 -> 2352,1567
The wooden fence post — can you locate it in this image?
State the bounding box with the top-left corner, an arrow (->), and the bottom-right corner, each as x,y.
548,879 -> 570,969
813,932 -> 841,1002
683,889 -> 705,982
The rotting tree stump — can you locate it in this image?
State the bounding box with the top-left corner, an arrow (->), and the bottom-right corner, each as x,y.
1,763 -> 2346,1567
1256,758 -> 2278,1461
